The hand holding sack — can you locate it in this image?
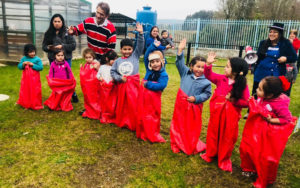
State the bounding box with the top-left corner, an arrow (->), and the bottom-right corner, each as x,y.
201,94 -> 241,172
99,81 -> 118,124
115,74 -> 140,131
44,76 -> 76,111
136,80 -> 165,143
170,89 -> 206,155
80,64 -> 101,119
240,98 -> 296,188
17,65 -> 43,110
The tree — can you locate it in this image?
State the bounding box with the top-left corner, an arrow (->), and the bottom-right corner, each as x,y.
185,10 -> 215,20
216,0 -> 255,19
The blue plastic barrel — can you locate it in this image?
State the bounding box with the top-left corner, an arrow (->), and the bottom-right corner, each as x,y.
136,6 -> 157,37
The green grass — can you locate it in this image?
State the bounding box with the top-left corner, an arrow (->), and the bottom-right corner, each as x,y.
0,57 -> 300,187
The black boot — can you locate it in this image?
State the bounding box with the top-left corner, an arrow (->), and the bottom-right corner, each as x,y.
72,92 -> 79,103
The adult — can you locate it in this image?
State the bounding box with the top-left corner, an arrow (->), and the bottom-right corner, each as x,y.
42,14 -> 76,67
286,29 -> 300,95
252,22 -> 297,97
42,14 -> 78,103
146,26 -> 170,50
68,2 -> 116,62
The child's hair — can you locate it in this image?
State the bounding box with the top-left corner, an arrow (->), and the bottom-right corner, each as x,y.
101,50 -> 118,65
289,29 -> 298,36
54,49 -> 65,57
23,44 -> 36,56
189,56 -> 206,67
161,30 -> 168,36
229,57 -> 249,100
120,38 -> 133,48
82,48 -> 96,59
262,76 -> 288,99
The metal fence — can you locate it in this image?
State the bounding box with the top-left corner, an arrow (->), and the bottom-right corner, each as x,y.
158,19 -> 300,51
0,0 -> 91,61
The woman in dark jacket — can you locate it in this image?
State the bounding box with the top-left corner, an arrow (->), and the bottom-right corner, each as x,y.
252,22 -> 297,97
42,14 -> 76,67
43,14 -> 78,102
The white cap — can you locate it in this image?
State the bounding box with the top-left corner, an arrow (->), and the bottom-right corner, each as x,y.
148,53 -> 161,61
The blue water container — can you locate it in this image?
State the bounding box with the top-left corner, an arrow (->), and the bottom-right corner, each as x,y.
136,6 -> 157,37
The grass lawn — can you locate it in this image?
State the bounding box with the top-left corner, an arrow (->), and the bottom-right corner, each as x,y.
0,56 -> 300,187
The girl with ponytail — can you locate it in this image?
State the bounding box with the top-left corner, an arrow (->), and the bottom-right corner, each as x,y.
200,53 -> 250,172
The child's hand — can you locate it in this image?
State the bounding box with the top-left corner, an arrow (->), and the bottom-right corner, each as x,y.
143,81 -> 147,87
178,39 -> 186,55
121,76 -> 127,83
68,26 -> 75,35
98,77 -> 103,82
80,64 -> 82,68
187,96 -> 196,103
28,62 -> 34,67
207,52 -> 216,65
93,61 -> 100,70
136,23 -> 143,34
278,56 -> 287,63
166,44 -> 172,49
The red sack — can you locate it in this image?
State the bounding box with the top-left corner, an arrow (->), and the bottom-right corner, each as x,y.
115,74 -> 140,131
80,64 -> 101,119
99,81 -> 118,124
44,76 -> 76,111
170,89 -> 206,155
201,93 -> 241,172
240,98 -> 296,188
136,81 -> 165,143
17,65 -> 43,110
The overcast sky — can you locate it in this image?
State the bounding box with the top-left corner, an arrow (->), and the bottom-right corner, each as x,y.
88,0 -> 218,20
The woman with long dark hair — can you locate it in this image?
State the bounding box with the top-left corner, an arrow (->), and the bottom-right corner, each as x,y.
42,14 -> 78,102
42,14 -> 76,67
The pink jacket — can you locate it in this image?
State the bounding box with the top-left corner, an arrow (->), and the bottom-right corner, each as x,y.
257,94 -> 292,125
49,60 -> 74,80
204,64 -> 250,108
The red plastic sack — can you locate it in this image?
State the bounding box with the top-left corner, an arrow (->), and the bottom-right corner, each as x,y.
136,81 -> 165,143
99,81 -> 118,124
44,75 -> 76,111
201,93 -> 241,172
240,98 -> 296,188
170,89 -> 206,155
80,65 -> 101,119
115,74 -> 140,131
17,65 -> 43,110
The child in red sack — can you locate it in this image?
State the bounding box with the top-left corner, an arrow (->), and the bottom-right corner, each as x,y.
80,48 -> 101,119
136,41 -> 168,143
17,44 -> 43,110
170,39 -> 212,155
240,76 -> 296,188
200,52 -> 250,172
96,50 -> 118,123
110,23 -> 144,131
44,49 -> 76,111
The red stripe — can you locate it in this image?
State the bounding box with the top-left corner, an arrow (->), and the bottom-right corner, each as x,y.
87,30 -> 107,43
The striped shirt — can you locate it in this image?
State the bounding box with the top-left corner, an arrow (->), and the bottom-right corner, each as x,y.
74,17 -> 116,60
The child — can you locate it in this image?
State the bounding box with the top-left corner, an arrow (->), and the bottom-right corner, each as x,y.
44,49 -> 76,111
97,50 -> 118,124
200,52 -> 250,172
136,41 -> 169,143
160,30 -> 174,48
170,39 -> 212,155
111,23 -> 144,131
240,76 -> 296,188
17,44 -> 43,110
80,48 -> 101,119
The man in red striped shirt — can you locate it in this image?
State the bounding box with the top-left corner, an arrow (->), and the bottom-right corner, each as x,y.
68,2 -> 116,61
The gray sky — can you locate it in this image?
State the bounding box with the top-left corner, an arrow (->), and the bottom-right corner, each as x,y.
88,0 -> 218,20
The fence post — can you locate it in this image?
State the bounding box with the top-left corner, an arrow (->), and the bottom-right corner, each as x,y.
253,20 -> 260,48
1,0 -> 9,57
186,42 -> 192,65
223,20 -> 229,49
287,20 -> 292,38
30,0 -> 36,45
194,18 -> 201,56
239,46 -> 244,58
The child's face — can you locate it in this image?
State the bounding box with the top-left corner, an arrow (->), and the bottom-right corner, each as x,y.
85,53 -> 94,63
28,50 -> 36,58
151,28 -> 159,38
224,60 -> 232,77
120,46 -> 133,58
162,32 -> 168,39
150,58 -> 162,71
55,52 -> 64,62
256,79 -> 265,98
108,58 -> 117,66
191,61 -> 205,77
